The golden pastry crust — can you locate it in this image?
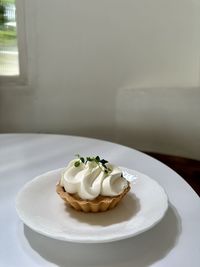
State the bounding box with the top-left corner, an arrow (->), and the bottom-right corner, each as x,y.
56,182 -> 130,213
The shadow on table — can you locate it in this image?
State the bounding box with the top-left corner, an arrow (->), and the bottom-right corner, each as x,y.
22,204 -> 181,267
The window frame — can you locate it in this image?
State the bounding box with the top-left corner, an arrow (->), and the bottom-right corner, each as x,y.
0,0 -> 27,86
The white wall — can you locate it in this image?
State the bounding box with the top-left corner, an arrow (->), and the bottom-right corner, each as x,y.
0,0 -> 200,159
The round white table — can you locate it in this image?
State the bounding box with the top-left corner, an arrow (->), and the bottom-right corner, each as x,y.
0,134 -> 199,267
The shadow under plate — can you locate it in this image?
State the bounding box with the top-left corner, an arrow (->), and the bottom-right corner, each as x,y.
20,203 -> 181,267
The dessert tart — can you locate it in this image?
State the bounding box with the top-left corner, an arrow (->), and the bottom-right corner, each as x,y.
56,155 -> 130,212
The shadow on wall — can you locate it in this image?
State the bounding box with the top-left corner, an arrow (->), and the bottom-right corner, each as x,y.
40,124 -> 200,160
115,126 -> 200,160
0,124 -> 115,143
1,112 -> 199,160
54,124 -> 199,160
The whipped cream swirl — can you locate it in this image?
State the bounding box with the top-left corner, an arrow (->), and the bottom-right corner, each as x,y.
60,159 -> 128,200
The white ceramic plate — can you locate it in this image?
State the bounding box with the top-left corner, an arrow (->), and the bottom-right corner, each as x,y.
16,168 -> 168,243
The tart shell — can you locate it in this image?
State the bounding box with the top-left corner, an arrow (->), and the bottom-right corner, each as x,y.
56,183 -> 130,213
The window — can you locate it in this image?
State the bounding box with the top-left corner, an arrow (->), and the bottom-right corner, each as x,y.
0,0 -> 19,76
0,0 -> 27,85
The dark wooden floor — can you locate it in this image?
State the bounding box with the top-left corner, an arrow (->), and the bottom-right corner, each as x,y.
145,152 -> 200,197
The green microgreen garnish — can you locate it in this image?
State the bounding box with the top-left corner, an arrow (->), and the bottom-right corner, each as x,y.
74,161 -> 80,167
74,154 -> 112,175
80,157 -> 85,163
95,156 -> 100,161
74,154 -> 85,164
